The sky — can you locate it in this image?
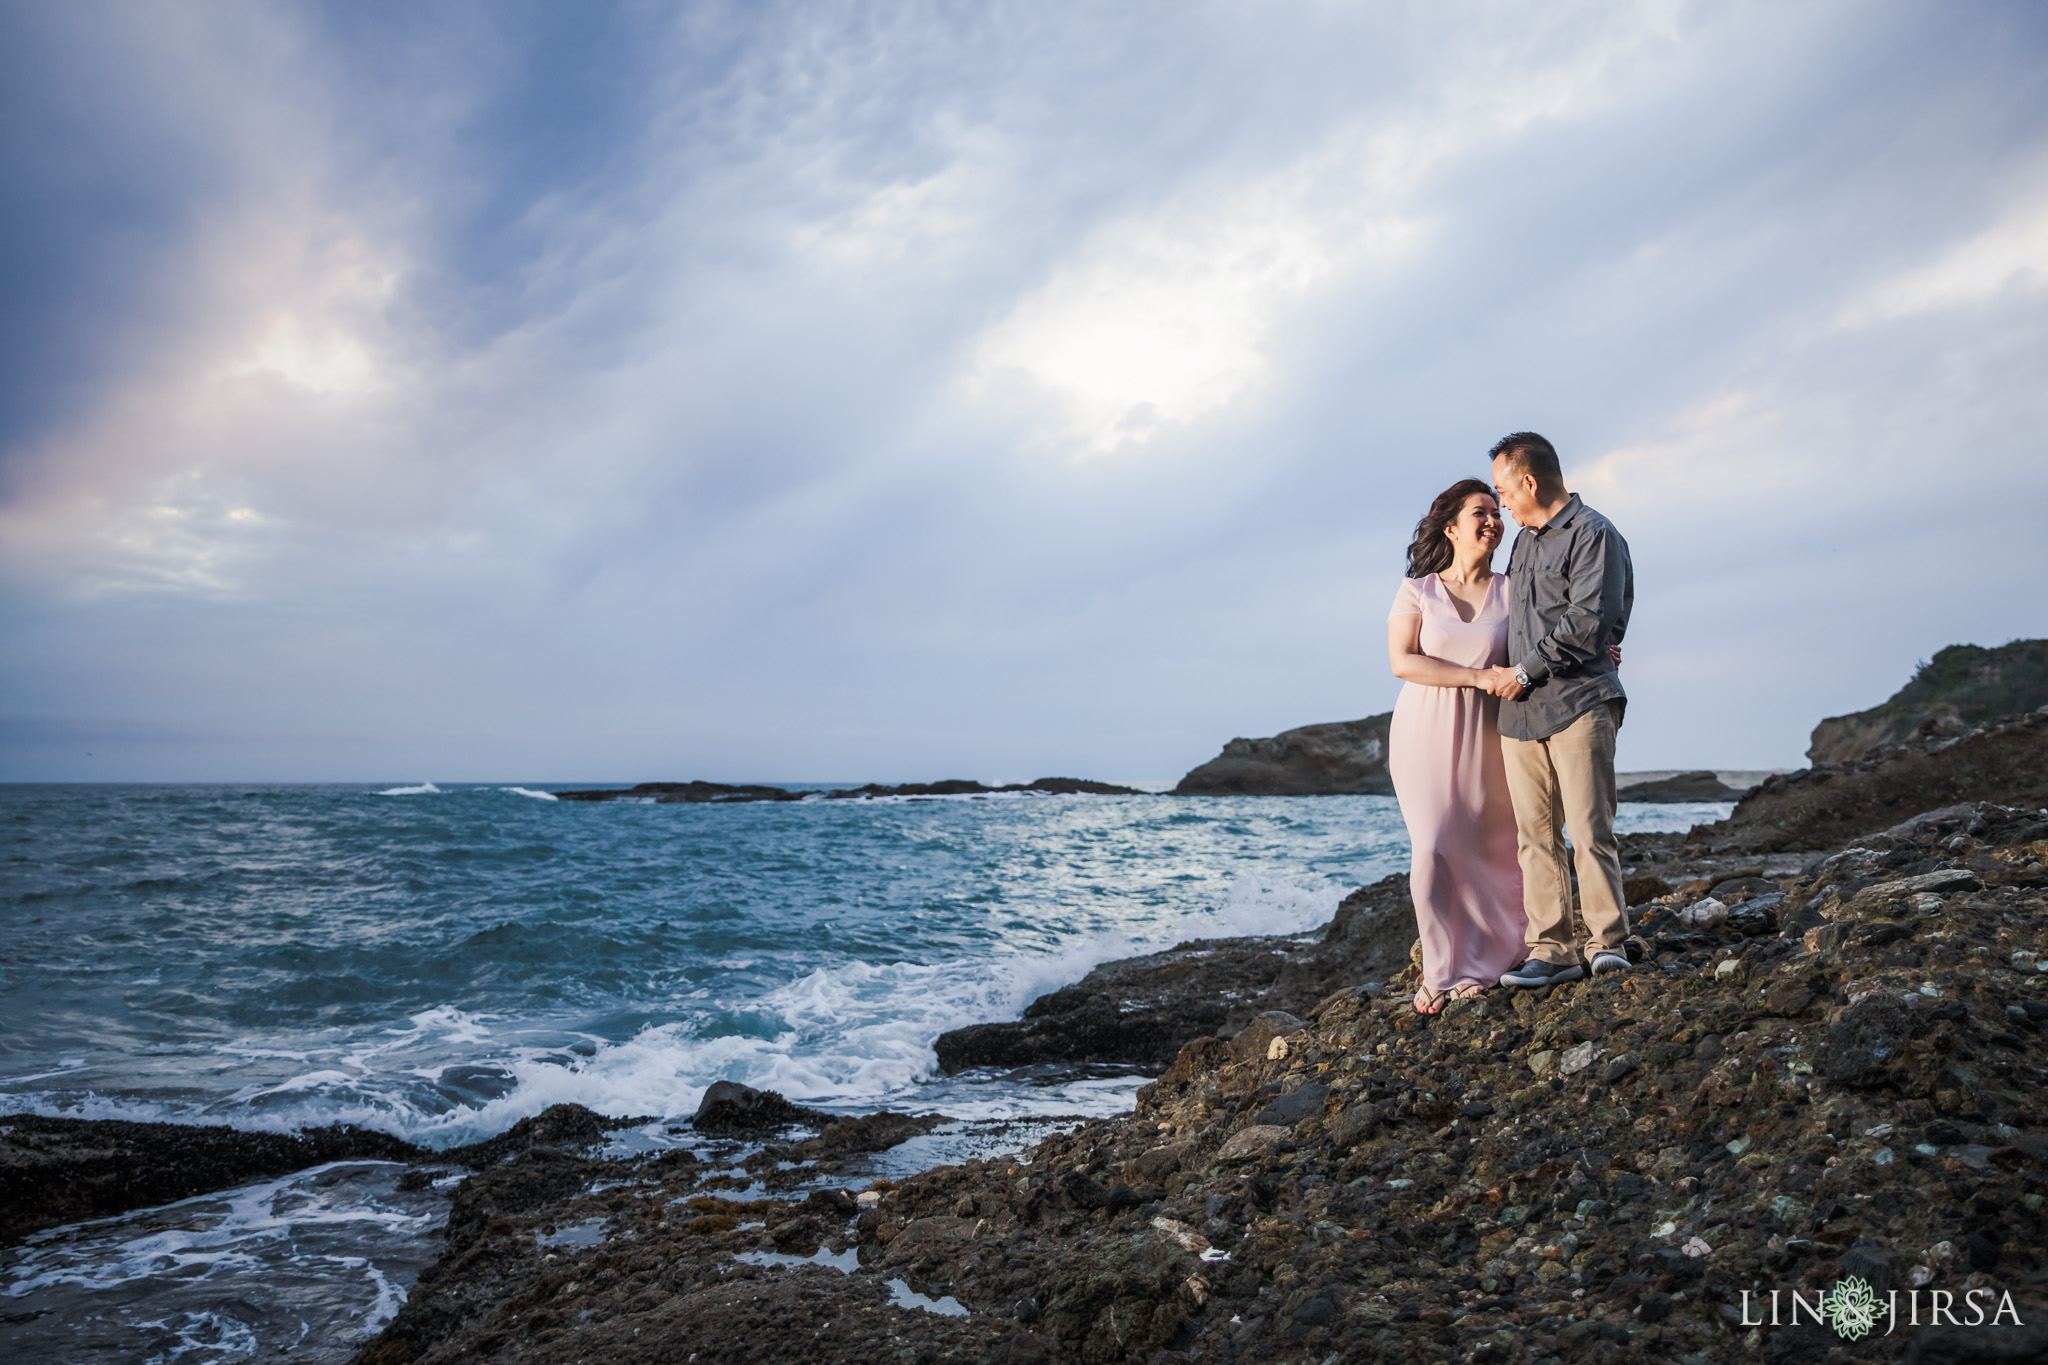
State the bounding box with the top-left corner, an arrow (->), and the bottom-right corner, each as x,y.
2,0 -> 2045,784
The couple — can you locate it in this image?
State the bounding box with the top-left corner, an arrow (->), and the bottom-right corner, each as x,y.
1386,432 -> 1635,1014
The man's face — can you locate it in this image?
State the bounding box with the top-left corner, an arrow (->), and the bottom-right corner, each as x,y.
1490,454 -> 1540,525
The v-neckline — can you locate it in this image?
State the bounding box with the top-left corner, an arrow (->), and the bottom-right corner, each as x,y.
1436,572 -> 1493,625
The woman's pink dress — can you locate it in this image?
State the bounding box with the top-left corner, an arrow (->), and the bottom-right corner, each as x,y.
1387,574 -> 1527,991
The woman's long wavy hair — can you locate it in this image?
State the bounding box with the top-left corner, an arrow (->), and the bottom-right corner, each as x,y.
1404,478 -> 1497,578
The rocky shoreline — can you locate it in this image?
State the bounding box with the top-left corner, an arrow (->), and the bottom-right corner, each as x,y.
323,795 -> 2048,1364
10,703 -> 2048,1362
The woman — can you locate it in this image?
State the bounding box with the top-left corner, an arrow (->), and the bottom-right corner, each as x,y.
1386,478 -> 1527,1013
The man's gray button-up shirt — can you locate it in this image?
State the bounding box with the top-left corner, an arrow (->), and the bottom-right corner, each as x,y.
1500,493 -> 1633,742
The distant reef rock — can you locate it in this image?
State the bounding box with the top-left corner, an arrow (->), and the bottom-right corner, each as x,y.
1617,770 -> 1749,802
1172,715 -> 1393,796
1807,638 -> 2048,764
554,776 -> 1142,804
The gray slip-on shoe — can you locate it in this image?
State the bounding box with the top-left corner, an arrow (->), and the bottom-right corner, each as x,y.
1499,958 -> 1585,989
1590,951 -> 1630,975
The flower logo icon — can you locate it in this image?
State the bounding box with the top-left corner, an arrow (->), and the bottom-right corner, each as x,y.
1826,1275 -> 1881,1341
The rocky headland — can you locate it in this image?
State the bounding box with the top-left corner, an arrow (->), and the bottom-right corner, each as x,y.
1173,717 -> 1395,796
1807,640 -> 2048,765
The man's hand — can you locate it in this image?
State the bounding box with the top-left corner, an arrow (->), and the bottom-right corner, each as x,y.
1483,666 -> 1525,700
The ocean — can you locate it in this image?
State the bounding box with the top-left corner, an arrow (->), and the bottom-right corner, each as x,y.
0,782 -> 1730,1360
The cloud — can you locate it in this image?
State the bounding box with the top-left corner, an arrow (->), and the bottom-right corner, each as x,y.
2,0 -> 2046,780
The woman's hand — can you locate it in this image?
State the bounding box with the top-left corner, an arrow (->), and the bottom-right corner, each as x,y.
1609,644 -> 1623,667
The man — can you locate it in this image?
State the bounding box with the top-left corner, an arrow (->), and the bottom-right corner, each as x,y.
1482,432 -> 1635,987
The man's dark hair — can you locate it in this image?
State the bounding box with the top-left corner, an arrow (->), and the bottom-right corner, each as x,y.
1488,431 -> 1564,498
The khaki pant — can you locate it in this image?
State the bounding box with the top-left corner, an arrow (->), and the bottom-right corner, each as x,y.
1500,701 -> 1628,965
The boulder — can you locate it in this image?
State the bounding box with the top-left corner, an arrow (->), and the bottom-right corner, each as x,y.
1217,1125 -> 1292,1162
691,1081 -> 833,1134
1229,1011 -> 1307,1063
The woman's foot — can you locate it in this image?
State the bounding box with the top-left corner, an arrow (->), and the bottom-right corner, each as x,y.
1449,982 -> 1488,1000
1412,986 -> 1446,1015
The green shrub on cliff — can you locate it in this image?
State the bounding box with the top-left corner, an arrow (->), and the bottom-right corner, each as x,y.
1808,638 -> 2048,763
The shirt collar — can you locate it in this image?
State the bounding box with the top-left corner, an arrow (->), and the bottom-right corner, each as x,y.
1531,492 -> 1583,536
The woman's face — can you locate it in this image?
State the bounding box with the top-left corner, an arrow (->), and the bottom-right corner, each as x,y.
1445,492 -> 1504,555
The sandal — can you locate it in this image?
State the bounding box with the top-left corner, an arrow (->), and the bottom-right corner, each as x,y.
1449,982 -> 1489,1001
1412,986 -> 1446,1015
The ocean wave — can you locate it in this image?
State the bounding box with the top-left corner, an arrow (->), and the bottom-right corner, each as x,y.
500,787 -> 559,801
0,874 -> 1345,1147
374,782 -> 440,796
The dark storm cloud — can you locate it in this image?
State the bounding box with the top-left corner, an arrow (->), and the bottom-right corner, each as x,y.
1,1 -> 2045,781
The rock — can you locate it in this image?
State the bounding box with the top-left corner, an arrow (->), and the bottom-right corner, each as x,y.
1902,1320 -> 2048,1364
1172,715 -> 1393,795
443,1103 -> 654,1168
344,790 -> 2048,1365
1874,868 -> 1984,897
936,878 -> 1410,1074
1700,707 -> 2048,853
556,776 -> 1143,803
1149,1216 -> 1208,1253
793,1110 -> 945,1160
1252,1082 -> 1329,1127
1807,639 -> 2048,764
692,1081 -> 833,1134
1230,1011 -> 1308,1063
1821,997 -> 1922,1087
1680,898 -> 1729,927
1217,1125 -> 1292,1162
1623,874 -> 1673,904
1708,876 -> 1779,900
0,1114 -> 421,1246
1621,771 -> 1748,802
554,780 -> 809,803
1325,1102 -> 1382,1151
829,777 -> 1144,799
1762,979 -> 1815,1016
1558,1042 -> 1598,1076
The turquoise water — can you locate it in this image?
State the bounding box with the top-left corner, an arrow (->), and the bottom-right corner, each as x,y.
0,783 -> 1729,1144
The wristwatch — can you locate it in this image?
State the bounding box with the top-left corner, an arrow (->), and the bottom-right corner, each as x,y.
1514,664 -> 1532,690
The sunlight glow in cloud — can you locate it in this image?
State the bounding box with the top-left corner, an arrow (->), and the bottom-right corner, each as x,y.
1,0 -> 2044,780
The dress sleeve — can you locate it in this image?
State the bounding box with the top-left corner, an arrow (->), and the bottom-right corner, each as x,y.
1388,576 -> 1423,618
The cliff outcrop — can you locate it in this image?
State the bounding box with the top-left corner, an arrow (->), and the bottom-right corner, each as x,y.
1808,640 -> 2048,765
1691,707 -> 2048,856
1173,716 -> 1394,796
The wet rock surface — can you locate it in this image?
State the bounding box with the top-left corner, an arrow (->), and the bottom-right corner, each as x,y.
691,1081 -> 835,1135
934,878 -> 1414,1073
0,1114 -> 421,1244
351,801 -> 2048,1363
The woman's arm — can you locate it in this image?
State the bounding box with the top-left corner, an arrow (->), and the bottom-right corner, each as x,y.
1388,613 -> 1491,689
